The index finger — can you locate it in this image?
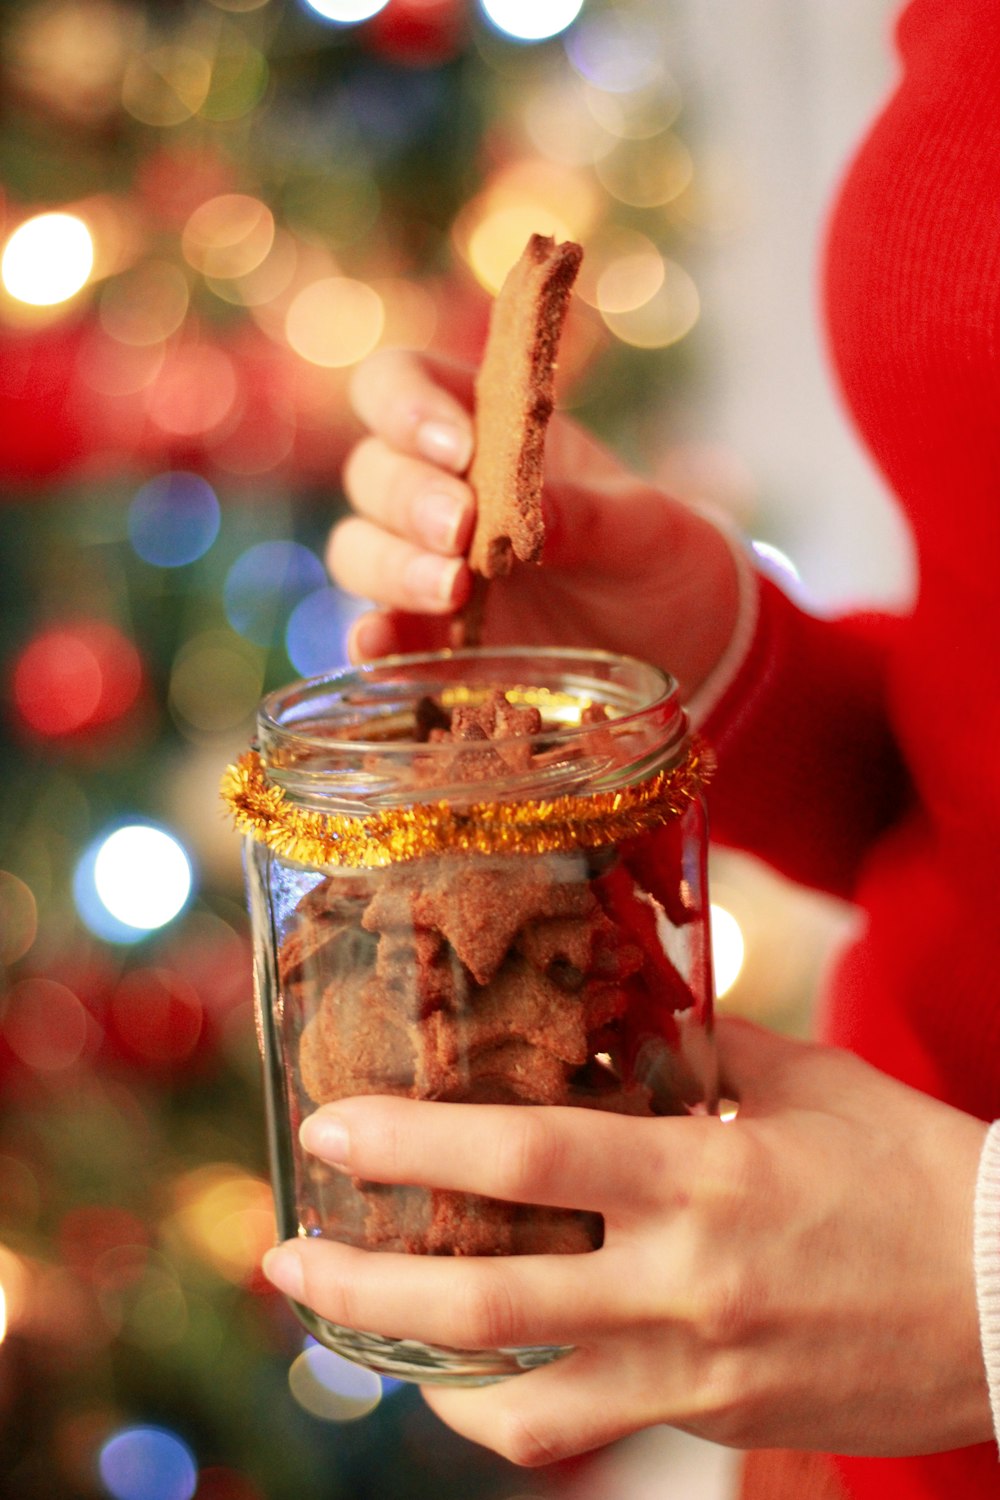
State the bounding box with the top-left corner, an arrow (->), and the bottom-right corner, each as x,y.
300,1096 -> 703,1218
348,349 -> 475,473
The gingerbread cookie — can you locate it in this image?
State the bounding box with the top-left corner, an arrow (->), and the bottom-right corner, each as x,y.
454,234 -> 582,645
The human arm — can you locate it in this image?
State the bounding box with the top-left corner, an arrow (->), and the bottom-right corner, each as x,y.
262,1018 -> 993,1463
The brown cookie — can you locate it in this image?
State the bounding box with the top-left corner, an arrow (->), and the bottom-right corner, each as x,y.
464,232 -> 583,586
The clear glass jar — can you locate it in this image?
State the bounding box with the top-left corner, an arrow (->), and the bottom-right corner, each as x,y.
231,647 -> 717,1385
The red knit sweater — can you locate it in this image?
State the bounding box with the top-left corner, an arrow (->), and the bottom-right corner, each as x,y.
705,2 -> 1000,1494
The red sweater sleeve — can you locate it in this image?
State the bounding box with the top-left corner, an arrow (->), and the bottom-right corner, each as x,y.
701,575 -> 911,902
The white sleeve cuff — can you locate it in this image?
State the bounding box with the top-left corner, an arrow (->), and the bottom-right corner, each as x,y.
974,1118 -> 1000,1446
684,520 -> 761,729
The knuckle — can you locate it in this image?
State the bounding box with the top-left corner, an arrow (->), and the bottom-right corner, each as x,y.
698,1124 -> 766,1221
691,1263 -> 765,1349
459,1267 -> 519,1350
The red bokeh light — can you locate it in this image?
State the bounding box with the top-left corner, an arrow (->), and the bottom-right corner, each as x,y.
12,620 -> 142,737
109,967 -> 204,1068
368,0 -> 467,65
59,1205 -> 150,1285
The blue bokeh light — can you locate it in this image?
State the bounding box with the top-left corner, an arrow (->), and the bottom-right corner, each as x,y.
74,822 -> 194,945
128,472 -> 221,568
285,586 -> 367,678
97,1425 -> 198,1500
224,541 -> 327,647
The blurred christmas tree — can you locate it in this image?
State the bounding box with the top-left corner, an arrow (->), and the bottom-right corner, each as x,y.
0,0 -> 711,1495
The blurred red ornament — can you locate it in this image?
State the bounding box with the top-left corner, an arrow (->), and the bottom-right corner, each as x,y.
12,620 -> 143,738
368,0 -> 467,65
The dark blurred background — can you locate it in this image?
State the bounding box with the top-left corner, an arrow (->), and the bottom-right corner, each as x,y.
0,1 -> 900,1496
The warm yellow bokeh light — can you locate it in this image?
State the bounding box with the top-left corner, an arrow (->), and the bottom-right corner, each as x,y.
595,133 -> 694,209
121,45 -> 212,126
1,212 -> 94,306
182,194 -> 275,280
601,257 -> 700,348
711,904 -> 746,998
170,1164 -> 274,1284
99,260 -> 190,345
206,229 -> 298,308
284,277 -> 384,367
466,205 -> 577,296
584,76 -> 682,140
454,161 -> 600,294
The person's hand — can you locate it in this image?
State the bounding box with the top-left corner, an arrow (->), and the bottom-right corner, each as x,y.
329,349 -> 742,700
261,1018 -> 991,1466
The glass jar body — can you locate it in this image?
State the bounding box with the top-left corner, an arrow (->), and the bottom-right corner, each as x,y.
241,648 -> 717,1384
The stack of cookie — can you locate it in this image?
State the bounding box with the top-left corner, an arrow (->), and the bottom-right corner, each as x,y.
278,687 -> 696,1258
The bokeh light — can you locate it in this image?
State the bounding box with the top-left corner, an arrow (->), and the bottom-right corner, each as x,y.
121,46 -> 212,127
3,978 -> 91,1073
128,472 -> 221,568
224,541 -> 327,646
168,629 -> 265,738
0,871 -> 38,964
480,0 -> 583,43
97,1425 -> 198,1500
1,212 -> 94,306
595,134 -> 693,209
99,260 -> 190,346
169,1165 -> 274,1285
13,622 -> 143,737
564,12 -> 665,93
6,0 -> 133,126
300,0 -> 390,22
455,163 -> 598,294
74,824 -> 193,943
288,1341 -> 383,1421
599,257 -> 699,347
110,969 -> 204,1067
182,195 -> 275,280
145,344 -> 239,438
711,904 -> 746,998
285,587 -> 366,677
198,30 -> 268,123
206,230 -> 298,308
0,1246 -> 29,1344
284,277 -> 384,367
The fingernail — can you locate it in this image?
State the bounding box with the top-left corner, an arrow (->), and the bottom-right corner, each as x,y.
404,553 -> 462,608
262,1246 -> 304,1300
414,491 -> 468,553
300,1113 -> 350,1165
416,419 -> 472,472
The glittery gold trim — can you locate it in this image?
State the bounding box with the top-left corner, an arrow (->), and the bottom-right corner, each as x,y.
221,742 -> 713,870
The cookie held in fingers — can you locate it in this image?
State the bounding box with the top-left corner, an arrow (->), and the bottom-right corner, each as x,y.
466,232 -> 583,581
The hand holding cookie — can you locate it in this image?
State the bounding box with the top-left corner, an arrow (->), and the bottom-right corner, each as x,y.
330,235 -> 742,700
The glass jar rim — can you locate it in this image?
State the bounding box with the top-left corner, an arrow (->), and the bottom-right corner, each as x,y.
257,645 -> 685,760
